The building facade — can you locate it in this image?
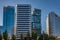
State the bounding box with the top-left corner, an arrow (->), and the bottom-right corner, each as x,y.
0,26 -> 2,34
32,8 -> 41,36
46,12 -> 60,36
16,4 -> 31,40
12,25 -> 16,36
12,13 -> 16,36
3,6 -> 15,35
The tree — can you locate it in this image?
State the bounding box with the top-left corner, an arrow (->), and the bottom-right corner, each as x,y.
32,30 -> 37,40
24,32 -> 30,40
38,33 -> 49,40
43,34 -> 49,40
38,34 -> 43,40
11,34 -> 15,40
49,36 -> 56,40
0,34 -> 2,40
38,33 -> 56,40
26,32 -> 30,40
3,30 -> 8,40
20,34 -> 23,40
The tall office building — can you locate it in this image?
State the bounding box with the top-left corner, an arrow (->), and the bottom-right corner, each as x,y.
0,26 -> 2,34
3,6 -> 15,35
46,12 -> 60,36
32,8 -> 41,36
12,13 -> 16,36
12,25 -> 16,36
16,4 -> 31,40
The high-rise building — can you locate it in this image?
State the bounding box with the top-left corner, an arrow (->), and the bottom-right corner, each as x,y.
32,8 -> 41,36
46,12 -> 60,36
3,6 -> 15,35
12,13 -> 16,36
16,4 -> 31,40
12,25 -> 16,36
0,26 -> 2,34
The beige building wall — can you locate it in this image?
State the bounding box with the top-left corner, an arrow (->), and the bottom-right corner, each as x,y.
46,16 -> 49,35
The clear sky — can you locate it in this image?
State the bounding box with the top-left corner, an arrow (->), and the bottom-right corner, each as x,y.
0,0 -> 60,32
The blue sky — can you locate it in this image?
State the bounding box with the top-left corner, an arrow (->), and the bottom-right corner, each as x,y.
0,0 -> 60,32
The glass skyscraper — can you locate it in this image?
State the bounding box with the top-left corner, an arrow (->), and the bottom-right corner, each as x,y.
0,26 -> 2,34
3,6 -> 15,35
16,4 -> 31,40
46,12 -> 60,36
32,8 -> 41,36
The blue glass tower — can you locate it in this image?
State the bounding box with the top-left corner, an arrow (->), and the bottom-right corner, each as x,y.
0,26 -> 2,34
3,6 -> 15,35
32,8 -> 41,36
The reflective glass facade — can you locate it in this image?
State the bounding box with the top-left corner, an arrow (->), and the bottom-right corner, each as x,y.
0,26 -> 2,34
46,12 -> 60,36
3,6 -> 15,35
16,4 -> 31,40
32,8 -> 41,36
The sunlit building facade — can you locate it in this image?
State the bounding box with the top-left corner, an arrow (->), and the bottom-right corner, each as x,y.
46,12 -> 60,36
16,4 -> 31,40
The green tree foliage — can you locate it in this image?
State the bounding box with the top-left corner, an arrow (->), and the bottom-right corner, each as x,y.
32,30 -> 37,40
3,30 -> 8,40
49,36 -> 56,40
26,32 -> 30,40
38,34 -> 43,40
0,34 -> 2,40
38,33 -> 56,40
43,34 -> 49,40
11,34 -> 15,40
20,34 -> 23,40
